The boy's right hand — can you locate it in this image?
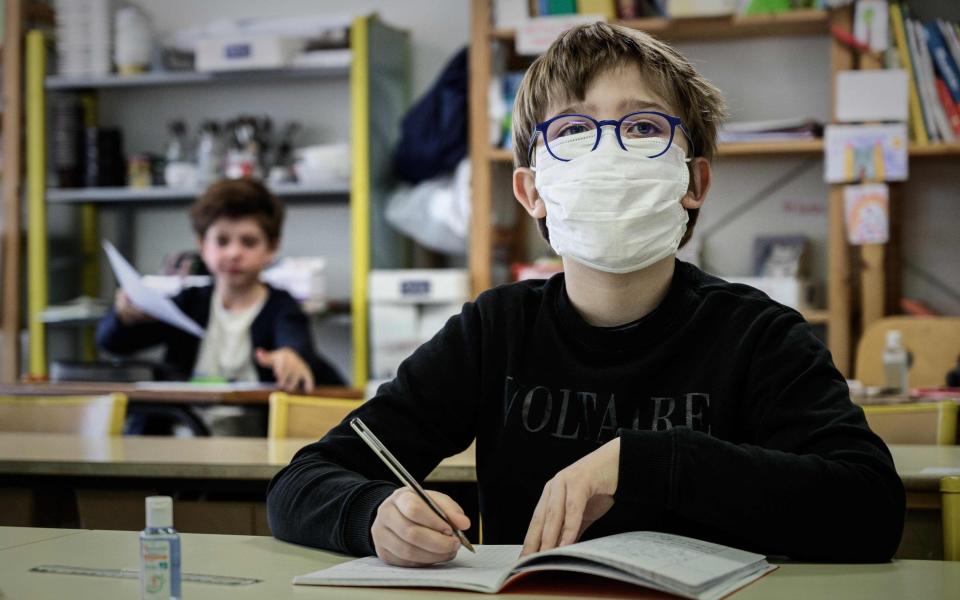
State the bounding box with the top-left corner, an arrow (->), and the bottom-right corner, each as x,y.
371,487 -> 471,567
114,290 -> 153,325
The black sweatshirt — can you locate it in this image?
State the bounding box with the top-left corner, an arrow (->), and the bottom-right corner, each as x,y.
267,261 -> 904,561
96,284 -> 343,385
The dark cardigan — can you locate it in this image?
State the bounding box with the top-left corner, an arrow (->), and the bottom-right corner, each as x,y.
96,284 -> 344,385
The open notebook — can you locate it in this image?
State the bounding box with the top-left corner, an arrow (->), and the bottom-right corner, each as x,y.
294,531 -> 775,599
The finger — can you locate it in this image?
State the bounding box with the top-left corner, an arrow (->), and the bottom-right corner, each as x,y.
254,348 -> 273,367
538,482 -> 566,553
521,485 -> 551,556
381,501 -> 461,558
560,484 -> 586,547
429,491 -> 471,531
281,370 -> 300,391
302,369 -> 315,393
376,544 -> 421,568
377,526 -> 455,566
394,489 -> 456,534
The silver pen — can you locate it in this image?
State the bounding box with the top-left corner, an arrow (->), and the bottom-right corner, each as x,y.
350,417 -> 475,553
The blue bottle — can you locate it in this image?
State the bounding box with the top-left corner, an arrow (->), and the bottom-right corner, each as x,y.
140,496 -> 181,600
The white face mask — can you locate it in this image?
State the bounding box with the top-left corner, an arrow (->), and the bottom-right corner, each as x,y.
534,132 -> 691,274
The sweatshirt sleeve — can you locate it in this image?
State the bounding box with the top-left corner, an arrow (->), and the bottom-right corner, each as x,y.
614,308 -> 905,562
266,300 -> 483,554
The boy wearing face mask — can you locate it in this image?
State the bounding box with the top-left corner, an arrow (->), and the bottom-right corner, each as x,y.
267,23 -> 904,566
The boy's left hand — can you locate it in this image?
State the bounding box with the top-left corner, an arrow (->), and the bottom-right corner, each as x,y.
520,437 -> 620,557
255,347 -> 315,393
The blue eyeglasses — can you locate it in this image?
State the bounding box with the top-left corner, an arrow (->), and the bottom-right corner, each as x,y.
528,111 -> 694,164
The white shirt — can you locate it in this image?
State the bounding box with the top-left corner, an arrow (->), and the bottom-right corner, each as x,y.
193,290 -> 267,382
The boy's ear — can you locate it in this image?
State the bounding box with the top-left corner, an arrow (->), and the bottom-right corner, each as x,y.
513,167 -> 546,219
195,236 -> 205,252
681,157 -> 712,210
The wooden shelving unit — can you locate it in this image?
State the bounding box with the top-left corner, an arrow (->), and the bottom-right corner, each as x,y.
23,16 -> 410,388
492,9 -> 831,42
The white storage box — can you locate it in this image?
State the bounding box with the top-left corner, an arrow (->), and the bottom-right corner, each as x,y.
369,270 -> 469,380
369,269 -> 469,304
195,35 -> 305,71
724,276 -> 815,311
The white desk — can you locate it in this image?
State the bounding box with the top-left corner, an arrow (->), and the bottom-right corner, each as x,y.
0,528 -> 958,599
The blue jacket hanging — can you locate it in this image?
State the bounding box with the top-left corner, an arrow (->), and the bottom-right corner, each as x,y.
393,47 -> 468,183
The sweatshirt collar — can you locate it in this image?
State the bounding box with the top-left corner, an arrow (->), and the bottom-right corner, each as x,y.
551,260 -> 692,353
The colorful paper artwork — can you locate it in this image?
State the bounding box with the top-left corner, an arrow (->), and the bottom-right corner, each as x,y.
825,124 -> 908,183
843,183 -> 890,245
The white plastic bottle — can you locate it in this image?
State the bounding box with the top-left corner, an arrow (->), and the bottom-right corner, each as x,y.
140,496 -> 181,600
882,330 -> 909,396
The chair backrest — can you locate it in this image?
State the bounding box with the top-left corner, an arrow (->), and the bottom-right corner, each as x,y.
0,393 -> 128,436
862,401 -> 958,445
855,316 -> 960,388
943,476 -> 960,561
268,392 -> 363,439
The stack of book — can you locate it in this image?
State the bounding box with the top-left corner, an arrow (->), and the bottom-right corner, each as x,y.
889,2 -> 960,144
719,117 -> 823,143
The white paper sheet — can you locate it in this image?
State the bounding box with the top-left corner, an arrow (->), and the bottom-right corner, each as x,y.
102,240 -> 205,338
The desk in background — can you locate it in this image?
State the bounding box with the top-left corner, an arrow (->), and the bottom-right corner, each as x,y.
0,433 -> 474,536
1,527 -> 958,599
0,382 -> 363,404
1,435 -> 956,555
0,382 -> 364,436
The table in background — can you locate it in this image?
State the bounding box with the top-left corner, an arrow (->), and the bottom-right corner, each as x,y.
0,382 -> 364,436
0,382 -> 362,404
0,527 -> 957,599
0,433 -> 475,535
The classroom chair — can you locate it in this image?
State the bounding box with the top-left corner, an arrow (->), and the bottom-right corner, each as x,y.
0,393 -> 128,436
268,392 -> 363,439
855,316 -> 960,388
944,476 -> 960,561
0,393 -> 128,528
862,401 -> 958,446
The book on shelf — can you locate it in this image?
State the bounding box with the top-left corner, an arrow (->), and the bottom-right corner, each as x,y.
888,2 -> 960,145
294,531 -> 775,599
925,21 -> 960,104
719,117 -> 822,143
916,21 -> 956,143
889,1 -> 928,144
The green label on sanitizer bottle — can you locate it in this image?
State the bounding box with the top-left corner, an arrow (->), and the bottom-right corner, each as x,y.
141,539 -> 171,598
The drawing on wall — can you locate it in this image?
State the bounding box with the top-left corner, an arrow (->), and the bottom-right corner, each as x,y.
843,183 -> 890,245
824,124 -> 908,183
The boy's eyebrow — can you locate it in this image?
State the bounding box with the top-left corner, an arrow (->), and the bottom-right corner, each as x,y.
550,99 -> 672,119
618,99 -> 670,114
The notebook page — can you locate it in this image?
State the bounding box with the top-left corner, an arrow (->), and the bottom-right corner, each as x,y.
524,532 -> 766,589
294,545 -> 522,592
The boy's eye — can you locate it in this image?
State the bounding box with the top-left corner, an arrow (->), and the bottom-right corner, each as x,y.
216,236 -> 230,247
622,114 -> 671,139
241,236 -> 260,248
549,117 -> 594,140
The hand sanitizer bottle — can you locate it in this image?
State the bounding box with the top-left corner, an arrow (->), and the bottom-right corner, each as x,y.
140,496 -> 181,600
882,330 -> 909,397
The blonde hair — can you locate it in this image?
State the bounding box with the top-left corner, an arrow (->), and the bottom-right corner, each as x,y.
511,22 -> 727,245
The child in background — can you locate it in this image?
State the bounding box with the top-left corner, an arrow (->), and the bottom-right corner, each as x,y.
97,178 -> 343,395
267,23 -> 903,565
